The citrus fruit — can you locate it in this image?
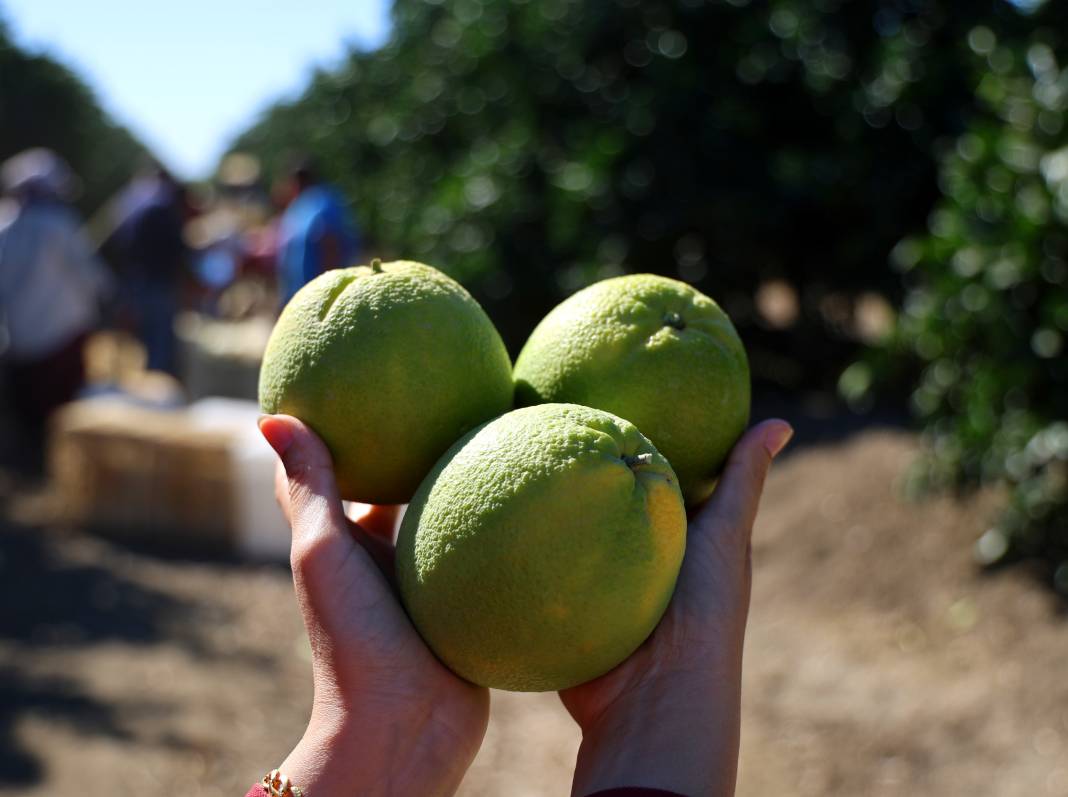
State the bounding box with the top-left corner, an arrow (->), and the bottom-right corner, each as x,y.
396,403 -> 686,691
513,274 -> 749,504
258,260 -> 513,504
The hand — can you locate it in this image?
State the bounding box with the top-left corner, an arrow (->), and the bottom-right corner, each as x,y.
560,419 -> 793,797
258,415 -> 489,797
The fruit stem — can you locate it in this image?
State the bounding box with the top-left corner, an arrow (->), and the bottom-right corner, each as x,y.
663,312 -> 686,330
371,258 -> 383,273
623,453 -> 655,469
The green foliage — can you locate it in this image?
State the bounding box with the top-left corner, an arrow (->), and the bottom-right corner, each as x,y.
0,17 -> 148,215
230,0 -> 1024,384
861,17 -> 1068,582
230,0 -> 1064,577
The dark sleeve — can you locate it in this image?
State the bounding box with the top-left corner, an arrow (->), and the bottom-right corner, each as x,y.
584,790 -> 689,797
135,204 -> 187,278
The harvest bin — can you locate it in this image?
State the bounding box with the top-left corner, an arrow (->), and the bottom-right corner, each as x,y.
175,312 -> 271,401
48,397 -> 291,559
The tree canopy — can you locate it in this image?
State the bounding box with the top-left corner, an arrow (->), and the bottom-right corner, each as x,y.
230,0 -> 1043,386
230,0 -> 1067,582
0,15 -> 149,216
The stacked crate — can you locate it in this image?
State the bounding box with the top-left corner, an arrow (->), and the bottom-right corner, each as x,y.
49,398 -> 290,560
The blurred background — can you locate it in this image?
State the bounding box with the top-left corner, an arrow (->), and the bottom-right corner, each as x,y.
1,0 -> 1066,794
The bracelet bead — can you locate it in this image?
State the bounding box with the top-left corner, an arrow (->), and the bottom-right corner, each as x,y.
262,768 -> 305,797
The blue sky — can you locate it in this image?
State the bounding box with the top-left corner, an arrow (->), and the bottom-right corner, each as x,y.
4,0 -> 392,178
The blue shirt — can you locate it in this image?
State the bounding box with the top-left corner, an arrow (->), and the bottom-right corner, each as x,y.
278,185 -> 359,305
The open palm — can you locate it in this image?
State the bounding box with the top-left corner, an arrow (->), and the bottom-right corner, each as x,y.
560,419 -> 790,796
260,413 -> 789,797
262,414 -> 489,797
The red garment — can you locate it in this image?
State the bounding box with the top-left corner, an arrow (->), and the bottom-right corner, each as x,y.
245,784 -> 686,796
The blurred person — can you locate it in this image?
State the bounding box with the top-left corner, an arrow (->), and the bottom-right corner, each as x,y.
106,163 -> 190,374
249,414 -> 793,797
276,156 -> 359,307
0,149 -> 112,430
185,208 -> 243,316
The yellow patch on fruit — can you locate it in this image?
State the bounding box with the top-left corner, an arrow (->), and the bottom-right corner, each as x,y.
396,403 -> 686,692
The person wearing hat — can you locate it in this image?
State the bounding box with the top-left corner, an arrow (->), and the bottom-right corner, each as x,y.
0,148 -> 113,436
105,161 -> 190,375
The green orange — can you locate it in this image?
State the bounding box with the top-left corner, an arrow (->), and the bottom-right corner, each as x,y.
396,403 -> 686,691
514,274 -> 750,504
258,260 -> 513,504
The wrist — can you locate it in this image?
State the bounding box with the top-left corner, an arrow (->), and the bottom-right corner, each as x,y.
571,680 -> 741,797
279,699 -> 473,797
279,708 -> 361,797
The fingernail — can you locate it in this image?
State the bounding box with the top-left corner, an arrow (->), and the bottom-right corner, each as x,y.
258,415 -> 294,457
763,423 -> 794,459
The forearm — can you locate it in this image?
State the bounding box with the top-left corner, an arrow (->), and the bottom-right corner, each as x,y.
571,679 -> 742,797
279,699 -> 472,797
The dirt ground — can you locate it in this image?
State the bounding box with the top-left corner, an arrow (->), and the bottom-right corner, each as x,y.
1,428 -> 1066,796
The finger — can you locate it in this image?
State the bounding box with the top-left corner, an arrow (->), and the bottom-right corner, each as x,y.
259,415 -> 401,658
694,419 -> 793,545
349,522 -> 398,587
260,415 -> 400,591
348,503 -> 402,542
273,459 -> 293,526
259,414 -> 348,546
343,503 -> 401,581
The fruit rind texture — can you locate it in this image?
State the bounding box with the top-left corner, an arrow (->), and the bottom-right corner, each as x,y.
258,260 -> 514,504
514,273 -> 750,504
396,403 -> 687,692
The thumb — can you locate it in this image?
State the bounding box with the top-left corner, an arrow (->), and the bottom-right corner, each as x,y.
694,419 -> 793,546
258,415 -> 404,678
258,413 -> 349,557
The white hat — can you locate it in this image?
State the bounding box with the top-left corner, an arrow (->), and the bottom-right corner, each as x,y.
1,148 -> 77,198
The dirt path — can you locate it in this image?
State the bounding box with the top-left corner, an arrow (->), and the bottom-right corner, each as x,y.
0,429 -> 1064,796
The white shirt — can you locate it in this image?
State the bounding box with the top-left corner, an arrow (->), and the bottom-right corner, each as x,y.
0,198 -> 112,360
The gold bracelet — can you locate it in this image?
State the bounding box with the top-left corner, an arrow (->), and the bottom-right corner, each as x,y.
262,768 -> 305,797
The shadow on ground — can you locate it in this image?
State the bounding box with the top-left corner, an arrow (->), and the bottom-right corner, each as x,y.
0,526 -> 193,647
752,390 -> 910,454
0,516 -> 270,785
0,667 -> 136,783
